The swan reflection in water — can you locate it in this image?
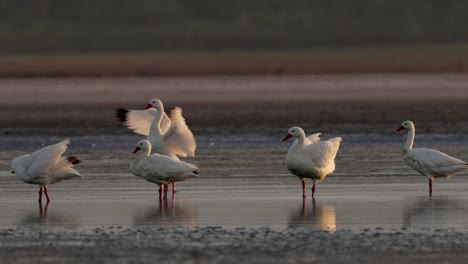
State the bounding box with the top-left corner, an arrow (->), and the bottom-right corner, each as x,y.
403,196 -> 468,229
133,195 -> 198,226
19,201 -> 79,226
288,198 -> 336,231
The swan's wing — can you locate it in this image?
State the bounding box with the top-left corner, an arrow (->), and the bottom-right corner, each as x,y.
115,108 -> 171,136
154,154 -> 198,174
410,148 -> 467,168
304,137 -> 342,168
163,107 -> 197,157
290,133 -> 322,149
28,139 -> 70,175
306,133 -> 322,143
143,154 -> 198,181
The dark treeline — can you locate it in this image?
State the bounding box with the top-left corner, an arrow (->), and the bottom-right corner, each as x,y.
1,0 -> 468,54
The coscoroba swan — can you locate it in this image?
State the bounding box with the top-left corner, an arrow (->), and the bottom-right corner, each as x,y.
116,98 -> 197,193
143,99 -> 196,160
283,127 -> 342,198
10,139 -> 82,203
130,140 -> 199,200
397,120 -> 468,196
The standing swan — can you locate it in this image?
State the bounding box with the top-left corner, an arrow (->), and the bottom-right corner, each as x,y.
130,140 -> 199,200
283,127 -> 342,198
10,139 -> 82,203
397,120 -> 468,196
116,98 -> 196,193
143,99 -> 196,160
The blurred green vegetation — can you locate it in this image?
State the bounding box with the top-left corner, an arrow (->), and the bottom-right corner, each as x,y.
1,0 -> 468,54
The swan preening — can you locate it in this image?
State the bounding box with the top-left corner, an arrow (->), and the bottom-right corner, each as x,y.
397,120 -> 468,196
130,140 -> 199,200
10,139 -> 82,203
116,98 -> 197,193
283,126 -> 342,198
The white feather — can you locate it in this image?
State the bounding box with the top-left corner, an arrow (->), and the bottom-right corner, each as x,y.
399,120 -> 468,179
130,140 -> 199,186
121,108 -> 171,136
285,127 -> 341,183
11,139 -> 82,186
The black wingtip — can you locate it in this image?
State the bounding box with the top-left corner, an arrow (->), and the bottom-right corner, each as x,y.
115,108 -> 129,123
66,156 -> 81,165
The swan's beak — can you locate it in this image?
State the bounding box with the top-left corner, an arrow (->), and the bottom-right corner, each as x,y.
145,104 -> 153,109
282,133 -> 292,141
396,126 -> 404,132
132,147 -> 141,154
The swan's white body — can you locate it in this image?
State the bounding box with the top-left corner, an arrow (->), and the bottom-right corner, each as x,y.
116,100 -> 196,160
11,139 -> 82,202
283,127 -> 342,197
130,140 -> 199,199
397,120 -> 468,195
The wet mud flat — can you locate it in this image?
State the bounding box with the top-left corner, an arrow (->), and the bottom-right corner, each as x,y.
1,74 -> 468,262
2,226 -> 468,264
0,133 -> 468,263
1,74 -> 468,135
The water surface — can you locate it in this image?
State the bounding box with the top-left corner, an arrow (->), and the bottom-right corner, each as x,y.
1,133 -> 467,230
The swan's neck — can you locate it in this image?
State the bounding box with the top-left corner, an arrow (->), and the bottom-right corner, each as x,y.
404,126 -> 415,151
150,108 -> 164,136
296,133 -> 307,146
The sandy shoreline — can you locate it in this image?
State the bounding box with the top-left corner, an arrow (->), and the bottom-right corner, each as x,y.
2,226 -> 468,263
2,74 -> 468,134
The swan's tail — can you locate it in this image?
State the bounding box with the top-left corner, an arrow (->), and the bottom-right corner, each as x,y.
55,168 -> 83,181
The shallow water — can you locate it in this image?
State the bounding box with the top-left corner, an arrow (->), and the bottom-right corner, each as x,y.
0,133 -> 467,230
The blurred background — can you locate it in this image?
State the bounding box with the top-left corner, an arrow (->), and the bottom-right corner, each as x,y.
1,0 -> 468,134
1,0 -> 468,76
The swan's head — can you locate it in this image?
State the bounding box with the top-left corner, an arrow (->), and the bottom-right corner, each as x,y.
145,98 -> 163,110
282,126 -> 304,141
132,140 -> 151,154
10,155 -> 27,175
397,120 -> 414,132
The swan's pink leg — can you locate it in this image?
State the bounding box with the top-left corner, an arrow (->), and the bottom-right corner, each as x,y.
429,178 -> 433,196
302,179 -> 306,198
164,184 -> 169,200
311,184 -> 316,198
43,185 -> 51,202
172,183 -> 177,193
38,187 -> 43,203
158,185 -> 163,200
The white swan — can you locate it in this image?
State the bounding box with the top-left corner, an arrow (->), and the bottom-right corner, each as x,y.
130,140 -> 199,200
283,127 -> 342,198
397,120 -> 468,196
10,139 -> 82,203
143,99 -> 196,159
116,98 -> 197,193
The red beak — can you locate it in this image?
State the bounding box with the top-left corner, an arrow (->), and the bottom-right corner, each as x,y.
145,104 -> 152,109
282,133 -> 292,141
132,147 -> 141,154
396,126 -> 404,132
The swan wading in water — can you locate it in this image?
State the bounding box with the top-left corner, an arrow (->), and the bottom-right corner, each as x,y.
283,127 -> 342,198
130,140 -> 199,200
397,120 -> 468,196
10,139 -> 82,203
116,98 -> 196,193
